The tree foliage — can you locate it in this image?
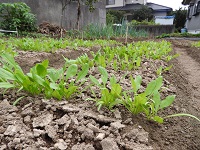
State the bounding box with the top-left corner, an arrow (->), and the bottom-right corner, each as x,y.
106,10 -> 126,24
0,2 -> 37,32
169,8 -> 187,32
132,5 -> 153,22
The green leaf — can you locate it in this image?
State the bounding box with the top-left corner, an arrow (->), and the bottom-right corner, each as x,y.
64,86 -> 77,99
153,116 -> 164,123
41,59 -> 49,68
47,68 -> 63,82
36,64 -> 47,78
111,83 -> 122,96
110,75 -> 117,86
136,57 -> 141,67
145,76 -> 163,96
0,82 -> 15,88
66,64 -> 78,80
164,113 -> 200,122
98,66 -> 108,86
13,96 -> 24,106
32,73 -> 48,88
76,63 -> 89,82
131,75 -> 142,93
153,91 -> 161,112
50,83 -> 59,90
89,75 -> 100,86
52,90 -> 62,100
160,95 -> 175,109
1,53 -> 21,71
0,68 -> 16,80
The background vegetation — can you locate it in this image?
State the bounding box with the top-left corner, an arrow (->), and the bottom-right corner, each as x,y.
0,2 -> 37,32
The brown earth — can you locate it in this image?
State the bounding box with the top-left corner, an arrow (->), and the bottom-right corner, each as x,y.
0,39 -> 200,150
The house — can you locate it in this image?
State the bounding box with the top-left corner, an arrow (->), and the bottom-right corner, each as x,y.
182,0 -> 200,33
106,0 -> 172,22
0,0 -> 106,30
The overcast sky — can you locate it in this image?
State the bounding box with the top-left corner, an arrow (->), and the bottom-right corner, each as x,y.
148,0 -> 188,10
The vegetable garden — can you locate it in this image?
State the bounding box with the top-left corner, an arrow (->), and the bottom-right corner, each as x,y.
1,36 -> 200,149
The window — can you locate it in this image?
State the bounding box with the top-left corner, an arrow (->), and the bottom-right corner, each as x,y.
187,5 -> 194,19
193,3 -> 198,16
106,0 -> 115,5
197,1 -> 200,13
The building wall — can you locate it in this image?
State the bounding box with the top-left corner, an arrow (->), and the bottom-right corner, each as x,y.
125,0 -> 145,5
106,0 -> 124,8
185,0 -> 200,33
0,0 -> 106,30
153,11 -> 167,16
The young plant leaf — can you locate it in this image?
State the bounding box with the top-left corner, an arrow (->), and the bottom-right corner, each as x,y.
160,95 -> 175,109
0,82 -> 15,88
164,113 -> 200,122
13,96 -> 24,106
131,75 -> 142,93
153,116 -> 164,123
98,66 -> 108,86
36,64 -> 47,78
145,76 -> 163,96
76,63 -> 89,82
89,75 -> 100,86
111,83 -> 122,96
0,68 -> 16,80
153,91 -> 161,112
66,64 -> 78,80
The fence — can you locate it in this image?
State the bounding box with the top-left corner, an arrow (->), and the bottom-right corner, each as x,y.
132,25 -> 175,37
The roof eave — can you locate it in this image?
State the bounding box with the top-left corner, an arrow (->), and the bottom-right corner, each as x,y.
182,0 -> 192,5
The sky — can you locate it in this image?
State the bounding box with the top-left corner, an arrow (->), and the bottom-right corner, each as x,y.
148,0 -> 187,10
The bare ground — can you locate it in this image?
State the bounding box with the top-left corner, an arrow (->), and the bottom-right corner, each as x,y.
0,39 -> 200,150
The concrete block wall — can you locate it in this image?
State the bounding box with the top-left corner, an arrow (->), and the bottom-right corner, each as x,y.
0,0 -> 106,30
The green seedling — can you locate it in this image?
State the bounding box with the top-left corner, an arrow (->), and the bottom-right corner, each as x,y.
89,66 -> 122,110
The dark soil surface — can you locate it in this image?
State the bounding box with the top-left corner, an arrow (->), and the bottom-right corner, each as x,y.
0,39 -> 200,150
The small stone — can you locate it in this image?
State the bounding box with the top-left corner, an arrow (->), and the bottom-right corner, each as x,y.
123,118 -> 132,124
21,108 -> 34,117
4,125 -> 21,136
0,99 -> 18,114
70,115 -> 79,126
110,121 -> 125,130
113,109 -> 121,119
101,137 -> 120,150
32,113 -> 53,128
45,125 -> 58,141
24,116 -> 31,123
62,104 -> 80,113
13,138 -> 21,144
125,128 -> 139,140
0,144 -> 7,150
87,123 -> 100,133
54,139 -> 68,150
81,128 -> 94,140
96,133 -> 106,140
33,129 -> 45,137
137,132 -> 149,144
55,114 -> 70,125
71,143 -> 95,150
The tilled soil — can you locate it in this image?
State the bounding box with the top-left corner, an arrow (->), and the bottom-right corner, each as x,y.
0,39 -> 200,150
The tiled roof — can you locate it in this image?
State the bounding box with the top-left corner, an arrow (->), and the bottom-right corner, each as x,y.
107,3 -> 172,12
182,0 -> 192,5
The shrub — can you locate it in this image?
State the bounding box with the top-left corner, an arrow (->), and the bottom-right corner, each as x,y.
0,2 -> 37,32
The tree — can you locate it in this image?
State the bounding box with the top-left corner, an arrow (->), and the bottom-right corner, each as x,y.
169,8 -> 187,32
0,2 -> 37,32
106,10 -> 126,24
132,5 -> 153,22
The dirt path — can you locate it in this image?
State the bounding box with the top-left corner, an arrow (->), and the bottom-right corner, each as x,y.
144,41 -> 200,150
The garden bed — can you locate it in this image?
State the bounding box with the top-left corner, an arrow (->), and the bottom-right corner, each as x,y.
0,38 -> 200,150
